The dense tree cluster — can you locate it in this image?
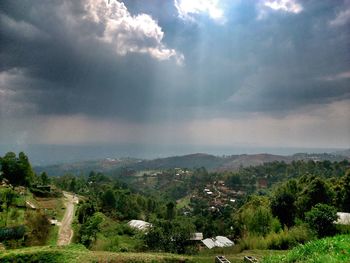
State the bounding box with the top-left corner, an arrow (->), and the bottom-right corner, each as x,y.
0,152 -> 34,186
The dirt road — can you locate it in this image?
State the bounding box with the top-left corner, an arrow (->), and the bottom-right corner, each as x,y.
57,192 -> 78,246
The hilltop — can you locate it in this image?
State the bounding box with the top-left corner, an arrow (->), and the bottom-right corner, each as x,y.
34,152 -> 349,176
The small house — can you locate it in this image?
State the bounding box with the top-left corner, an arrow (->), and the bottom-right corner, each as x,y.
201,236 -> 234,249
127,220 -> 152,231
336,212 -> 350,225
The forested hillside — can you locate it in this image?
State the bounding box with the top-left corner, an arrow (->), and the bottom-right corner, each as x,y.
34,152 -> 349,176
1,151 -> 350,262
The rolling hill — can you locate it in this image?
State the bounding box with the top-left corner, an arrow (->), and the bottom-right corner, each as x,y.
34,151 -> 349,177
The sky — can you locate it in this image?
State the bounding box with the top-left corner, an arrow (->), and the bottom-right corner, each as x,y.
0,0 -> 350,163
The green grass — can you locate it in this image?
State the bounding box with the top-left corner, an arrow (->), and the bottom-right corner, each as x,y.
194,247 -> 286,263
262,234 -> 350,263
0,244 -> 194,262
90,214 -> 143,252
176,195 -> 191,209
25,190 -> 40,208
47,226 -> 59,246
0,244 -> 287,263
0,207 -> 26,227
14,195 -> 26,207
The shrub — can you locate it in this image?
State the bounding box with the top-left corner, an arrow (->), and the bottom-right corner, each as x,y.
238,225 -> 313,250
305,203 -> 338,237
0,251 -> 65,263
238,234 -> 268,250
78,212 -> 103,247
262,234 -> 350,263
0,225 -> 25,241
25,211 -> 51,246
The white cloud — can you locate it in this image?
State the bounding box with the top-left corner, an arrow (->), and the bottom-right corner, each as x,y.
321,70 -> 350,81
84,0 -> 184,65
263,0 -> 302,13
174,0 -> 225,24
258,0 -> 302,19
330,7 -> 350,27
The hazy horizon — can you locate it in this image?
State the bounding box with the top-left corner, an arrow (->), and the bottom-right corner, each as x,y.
0,143 -> 347,166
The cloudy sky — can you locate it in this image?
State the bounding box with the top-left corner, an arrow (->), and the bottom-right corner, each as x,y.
0,0 -> 350,161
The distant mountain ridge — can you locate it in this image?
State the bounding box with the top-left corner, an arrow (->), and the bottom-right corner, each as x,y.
34,151 -> 349,176
335,149 -> 350,158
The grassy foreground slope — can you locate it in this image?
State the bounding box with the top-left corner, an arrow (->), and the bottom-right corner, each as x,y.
0,245 -> 285,263
262,234 -> 350,263
0,244 -> 193,263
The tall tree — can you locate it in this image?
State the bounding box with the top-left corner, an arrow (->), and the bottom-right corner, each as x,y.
342,170 -> 350,212
166,202 -> 176,220
305,204 -> 338,237
271,180 -> 298,227
0,152 -> 34,186
40,172 -> 49,185
297,177 -> 334,217
101,189 -> 116,210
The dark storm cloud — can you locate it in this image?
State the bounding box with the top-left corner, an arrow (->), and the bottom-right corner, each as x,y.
0,0 -> 349,122
182,0 -> 350,116
0,0 -> 183,120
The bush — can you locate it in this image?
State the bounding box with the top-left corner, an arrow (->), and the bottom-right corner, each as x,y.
262,234 -> 350,263
241,206 -> 276,236
305,203 -> 338,237
238,225 -> 313,250
265,225 -> 312,250
25,211 -> 51,246
78,212 -> 103,247
0,251 -> 65,263
238,234 -> 268,250
0,225 -> 25,241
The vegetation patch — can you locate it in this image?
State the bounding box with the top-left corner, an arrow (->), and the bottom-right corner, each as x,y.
0,245 -> 194,263
262,234 -> 350,263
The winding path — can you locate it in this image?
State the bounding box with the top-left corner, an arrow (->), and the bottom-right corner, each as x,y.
57,192 -> 78,246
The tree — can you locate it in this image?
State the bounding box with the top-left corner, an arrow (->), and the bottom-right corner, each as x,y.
0,152 -> 34,186
342,170 -> 350,212
101,189 -> 116,210
18,152 -> 34,185
0,188 -> 17,226
297,177 -> 333,218
271,180 -> 298,227
239,196 -> 277,236
25,211 -> 51,246
227,174 -> 242,188
69,177 -> 77,192
243,206 -> 275,236
144,219 -> 195,254
166,202 -> 176,220
305,204 -> 338,237
79,212 -> 103,247
77,201 -> 96,224
40,172 -> 49,185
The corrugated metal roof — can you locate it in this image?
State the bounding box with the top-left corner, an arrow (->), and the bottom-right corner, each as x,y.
201,236 -> 234,249
336,212 -> 350,225
214,236 -> 234,247
202,238 -> 216,249
127,220 -> 152,230
190,232 -> 203,240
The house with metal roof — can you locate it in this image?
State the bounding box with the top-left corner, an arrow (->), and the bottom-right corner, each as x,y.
201,236 -> 234,249
336,212 -> 350,225
127,220 -> 152,231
